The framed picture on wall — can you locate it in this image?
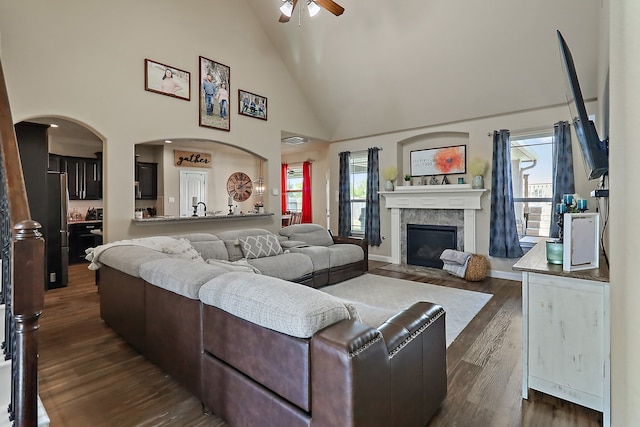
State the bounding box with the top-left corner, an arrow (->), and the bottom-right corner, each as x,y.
199,56 -> 230,131
410,145 -> 467,176
144,59 -> 190,101
238,89 -> 267,121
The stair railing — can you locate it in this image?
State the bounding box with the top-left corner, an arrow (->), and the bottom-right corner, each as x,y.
0,58 -> 45,426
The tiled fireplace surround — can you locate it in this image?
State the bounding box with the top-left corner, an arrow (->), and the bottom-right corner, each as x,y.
380,185 -> 487,265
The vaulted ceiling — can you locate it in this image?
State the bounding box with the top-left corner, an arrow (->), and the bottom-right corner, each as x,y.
245,0 -> 601,142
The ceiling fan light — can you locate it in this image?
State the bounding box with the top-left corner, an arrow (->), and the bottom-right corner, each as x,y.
307,1 -> 320,17
280,1 -> 293,18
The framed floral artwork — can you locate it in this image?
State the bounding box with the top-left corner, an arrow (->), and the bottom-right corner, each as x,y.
199,56 -> 230,131
238,89 -> 267,121
144,59 -> 190,101
410,145 -> 467,176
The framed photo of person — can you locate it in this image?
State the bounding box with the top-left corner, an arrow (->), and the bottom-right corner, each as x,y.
238,89 -> 267,121
144,59 -> 190,101
199,56 -> 231,131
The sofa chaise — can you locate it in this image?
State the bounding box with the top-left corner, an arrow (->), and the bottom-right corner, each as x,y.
92,224 -> 447,426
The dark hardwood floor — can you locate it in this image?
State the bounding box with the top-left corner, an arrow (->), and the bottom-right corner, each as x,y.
38,261 -> 603,426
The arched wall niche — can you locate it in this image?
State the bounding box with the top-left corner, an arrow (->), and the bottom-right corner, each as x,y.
135,138 -> 268,217
396,131 -> 471,182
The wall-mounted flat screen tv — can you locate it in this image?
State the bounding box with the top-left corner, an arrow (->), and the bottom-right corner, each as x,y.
557,30 -> 608,180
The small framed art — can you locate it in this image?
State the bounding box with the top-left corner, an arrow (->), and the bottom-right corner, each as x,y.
144,59 -> 190,101
410,145 -> 467,176
238,89 -> 267,121
199,56 -> 231,131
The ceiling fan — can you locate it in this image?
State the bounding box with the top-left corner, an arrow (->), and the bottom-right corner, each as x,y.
279,0 -> 345,23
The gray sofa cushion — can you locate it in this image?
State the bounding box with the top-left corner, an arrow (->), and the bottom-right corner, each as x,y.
290,246 -> 330,271
206,258 -> 261,274
199,272 -> 351,338
246,253 -> 313,281
177,233 -> 229,261
279,224 -> 335,247
191,241 -> 229,261
328,244 -> 365,268
140,258 -> 229,299
98,246 -> 169,278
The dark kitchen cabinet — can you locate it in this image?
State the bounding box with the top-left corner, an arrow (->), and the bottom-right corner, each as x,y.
135,161 -> 157,200
69,221 -> 102,264
48,153 -> 62,171
62,155 -> 102,200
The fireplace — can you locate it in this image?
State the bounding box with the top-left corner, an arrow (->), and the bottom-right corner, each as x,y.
380,185 -> 486,265
406,224 -> 457,268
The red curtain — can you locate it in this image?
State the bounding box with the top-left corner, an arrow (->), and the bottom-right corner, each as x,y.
281,163 -> 288,213
302,161 -> 312,223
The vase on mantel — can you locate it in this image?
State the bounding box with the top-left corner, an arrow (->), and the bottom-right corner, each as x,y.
472,175 -> 484,189
384,180 -> 394,191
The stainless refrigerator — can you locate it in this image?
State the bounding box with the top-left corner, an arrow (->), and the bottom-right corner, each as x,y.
46,171 -> 69,289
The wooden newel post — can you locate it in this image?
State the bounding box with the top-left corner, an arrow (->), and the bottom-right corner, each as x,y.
12,219 -> 44,427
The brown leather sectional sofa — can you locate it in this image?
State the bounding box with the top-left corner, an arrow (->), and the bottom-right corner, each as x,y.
95,226 -> 447,426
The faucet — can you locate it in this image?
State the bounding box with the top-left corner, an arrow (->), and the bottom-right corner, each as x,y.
197,201 -> 207,216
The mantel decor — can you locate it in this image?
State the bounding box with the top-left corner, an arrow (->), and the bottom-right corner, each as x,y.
199,56 -> 231,131
238,89 -> 267,120
410,145 -> 466,177
144,59 -> 190,101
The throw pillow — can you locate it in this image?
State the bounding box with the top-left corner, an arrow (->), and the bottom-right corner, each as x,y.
238,234 -> 283,259
161,238 -> 204,262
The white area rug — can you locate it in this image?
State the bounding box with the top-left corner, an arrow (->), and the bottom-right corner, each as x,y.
322,274 -> 492,347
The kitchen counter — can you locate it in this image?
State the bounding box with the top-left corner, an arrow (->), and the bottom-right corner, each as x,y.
67,219 -> 103,225
132,212 -> 274,225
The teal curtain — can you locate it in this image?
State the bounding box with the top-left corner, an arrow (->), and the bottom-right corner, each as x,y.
550,121 -> 575,238
338,151 -> 351,236
364,148 -> 381,246
489,130 -> 523,258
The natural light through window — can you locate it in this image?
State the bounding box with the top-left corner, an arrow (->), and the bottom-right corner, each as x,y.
511,132 -> 554,249
349,151 -> 368,235
285,164 -> 302,213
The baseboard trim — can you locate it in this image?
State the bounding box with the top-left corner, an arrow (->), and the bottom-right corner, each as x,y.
368,254 -> 393,263
489,269 -> 521,281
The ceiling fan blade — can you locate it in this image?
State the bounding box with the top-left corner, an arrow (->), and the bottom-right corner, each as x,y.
315,0 -> 344,16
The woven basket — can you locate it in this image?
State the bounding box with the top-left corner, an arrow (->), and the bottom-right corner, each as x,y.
464,254 -> 489,282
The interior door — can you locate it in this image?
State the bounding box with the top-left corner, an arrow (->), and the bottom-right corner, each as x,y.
180,170 -> 207,217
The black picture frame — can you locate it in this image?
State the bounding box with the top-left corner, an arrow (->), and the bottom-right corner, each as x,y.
238,89 -> 267,121
410,145 -> 467,176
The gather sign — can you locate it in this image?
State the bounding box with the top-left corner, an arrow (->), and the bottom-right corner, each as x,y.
174,150 -> 212,168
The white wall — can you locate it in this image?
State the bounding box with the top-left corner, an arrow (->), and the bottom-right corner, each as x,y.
609,0 -> 640,424
0,0 -> 328,242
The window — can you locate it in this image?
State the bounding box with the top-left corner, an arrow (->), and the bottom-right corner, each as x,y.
510,131 -> 554,250
284,163 -> 302,212
349,151 -> 368,235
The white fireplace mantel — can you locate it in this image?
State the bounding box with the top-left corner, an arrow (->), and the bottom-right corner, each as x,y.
380,184 -> 487,264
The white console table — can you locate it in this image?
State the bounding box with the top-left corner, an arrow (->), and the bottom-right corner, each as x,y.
513,242 -> 610,427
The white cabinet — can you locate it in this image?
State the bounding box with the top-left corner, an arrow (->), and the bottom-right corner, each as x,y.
520,268 -> 610,427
